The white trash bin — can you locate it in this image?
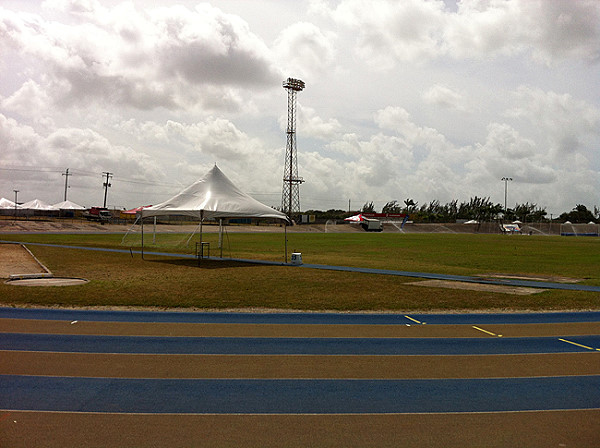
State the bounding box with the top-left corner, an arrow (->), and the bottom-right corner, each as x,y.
291,252 -> 303,265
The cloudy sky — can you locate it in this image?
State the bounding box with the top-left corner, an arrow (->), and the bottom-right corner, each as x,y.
1,0 -> 599,216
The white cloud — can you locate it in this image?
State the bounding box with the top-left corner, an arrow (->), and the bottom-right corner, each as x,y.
468,122 -> 556,185
45,127 -> 161,179
444,1 -> 600,63
118,117 -> 265,161
375,106 -> 448,154
274,22 -> 336,79
318,0 -> 600,66
481,122 -> 535,160
521,0 -> 600,63
327,0 -> 446,67
0,113 -> 163,204
42,0 -> 105,18
1,2 -> 281,112
0,114 -> 40,167
507,86 -> 600,158
284,105 -> 342,141
0,79 -> 54,127
114,116 -> 284,198
423,84 -> 467,111
152,4 -> 278,86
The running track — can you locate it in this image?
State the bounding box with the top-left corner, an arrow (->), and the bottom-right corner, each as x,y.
1,308 -> 599,447
1,308 -> 599,414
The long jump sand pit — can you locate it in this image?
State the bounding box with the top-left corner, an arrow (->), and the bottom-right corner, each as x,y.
407,279 -> 546,295
0,243 -> 48,278
408,272 -> 587,295
0,243 -> 87,286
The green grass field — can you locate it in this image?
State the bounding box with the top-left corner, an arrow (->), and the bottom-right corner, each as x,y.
1,231 -> 599,311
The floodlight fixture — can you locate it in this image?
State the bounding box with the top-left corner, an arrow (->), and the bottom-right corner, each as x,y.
282,78 -> 305,91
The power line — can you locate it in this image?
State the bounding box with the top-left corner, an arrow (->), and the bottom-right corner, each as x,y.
0,166 -> 97,177
111,177 -> 183,188
0,166 -> 182,189
0,167 -> 62,174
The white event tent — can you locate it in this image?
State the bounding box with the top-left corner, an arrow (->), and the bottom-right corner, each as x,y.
142,165 -> 288,221
53,200 -> 85,210
139,165 -> 290,259
20,199 -> 59,211
0,197 -> 19,216
0,197 -> 17,209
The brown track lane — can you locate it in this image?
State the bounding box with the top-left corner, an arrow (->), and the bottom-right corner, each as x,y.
2,318 -> 599,338
2,410 -> 599,448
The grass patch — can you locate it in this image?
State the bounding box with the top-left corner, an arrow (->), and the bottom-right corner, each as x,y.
1,232 -> 599,311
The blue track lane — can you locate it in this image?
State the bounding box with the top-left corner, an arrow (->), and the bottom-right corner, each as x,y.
2,333 -> 599,355
2,307 -> 600,325
2,375 -> 599,414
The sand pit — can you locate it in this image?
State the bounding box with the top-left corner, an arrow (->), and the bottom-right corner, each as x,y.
0,243 -> 49,278
407,279 -> 546,295
0,243 -> 87,286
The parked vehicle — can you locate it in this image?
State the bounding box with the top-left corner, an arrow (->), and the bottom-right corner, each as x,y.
361,218 -> 383,232
83,207 -> 112,222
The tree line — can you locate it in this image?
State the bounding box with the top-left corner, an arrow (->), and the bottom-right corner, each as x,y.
304,199 -> 599,224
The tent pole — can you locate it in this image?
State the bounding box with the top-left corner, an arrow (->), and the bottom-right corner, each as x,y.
153,216 -> 156,245
185,222 -> 201,246
219,218 -> 223,258
121,216 -> 139,245
141,215 -> 144,260
200,210 -> 203,257
284,223 -> 288,263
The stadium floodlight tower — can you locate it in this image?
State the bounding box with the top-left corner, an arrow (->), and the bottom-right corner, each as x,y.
281,77 -> 305,220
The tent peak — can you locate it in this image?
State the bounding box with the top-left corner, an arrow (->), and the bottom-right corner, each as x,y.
142,165 -> 289,223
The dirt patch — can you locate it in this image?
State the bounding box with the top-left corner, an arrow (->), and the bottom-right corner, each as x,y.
482,273 -> 583,283
0,243 -> 49,278
407,279 -> 545,295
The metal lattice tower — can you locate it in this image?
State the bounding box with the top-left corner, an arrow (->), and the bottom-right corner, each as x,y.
281,77 -> 305,218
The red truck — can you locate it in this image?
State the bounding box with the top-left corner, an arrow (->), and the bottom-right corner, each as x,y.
83,207 -> 112,222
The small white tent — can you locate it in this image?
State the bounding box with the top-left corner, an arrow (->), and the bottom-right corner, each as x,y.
53,200 -> 85,210
344,214 -> 365,222
0,197 -> 17,209
21,199 -> 59,211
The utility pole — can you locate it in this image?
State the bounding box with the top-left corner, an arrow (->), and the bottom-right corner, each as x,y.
62,168 -> 71,201
102,172 -> 113,208
13,189 -> 19,219
501,177 -> 512,215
